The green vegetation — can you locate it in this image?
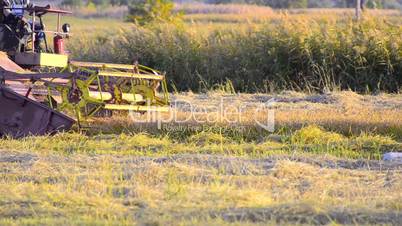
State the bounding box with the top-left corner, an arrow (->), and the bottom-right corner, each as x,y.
0,125 -> 399,159
126,0 -> 180,25
67,14 -> 401,93
61,0 -> 83,7
52,3 -> 402,93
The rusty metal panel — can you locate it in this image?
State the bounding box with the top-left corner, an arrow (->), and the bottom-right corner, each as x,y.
0,85 -> 74,138
0,52 -> 25,72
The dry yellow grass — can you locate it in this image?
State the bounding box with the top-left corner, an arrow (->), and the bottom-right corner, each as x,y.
0,91 -> 401,224
94,91 -> 402,140
0,149 -> 401,225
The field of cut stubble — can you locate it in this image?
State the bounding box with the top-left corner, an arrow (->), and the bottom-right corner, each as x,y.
1,90 -> 402,225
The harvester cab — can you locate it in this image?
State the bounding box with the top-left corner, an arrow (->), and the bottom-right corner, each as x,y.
0,0 -> 72,68
0,1 -> 170,138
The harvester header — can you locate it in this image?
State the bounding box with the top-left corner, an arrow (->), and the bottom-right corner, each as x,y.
0,0 -> 170,138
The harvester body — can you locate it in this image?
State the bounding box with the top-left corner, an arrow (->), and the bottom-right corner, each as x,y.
0,1 -> 169,137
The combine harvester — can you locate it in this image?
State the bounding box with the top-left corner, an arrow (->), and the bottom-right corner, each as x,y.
0,0 -> 169,138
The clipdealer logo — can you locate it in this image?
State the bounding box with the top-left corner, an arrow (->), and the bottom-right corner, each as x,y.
129,97 -> 276,132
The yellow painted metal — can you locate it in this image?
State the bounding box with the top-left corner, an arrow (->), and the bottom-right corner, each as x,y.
30,57 -> 170,124
88,91 -> 144,102
40,53 -> 69,68
97,71 -> 165,80
15,52 -> 68,68
104,104 -> 170,112
70,61 -> 139,70
70,61 -> 161,74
